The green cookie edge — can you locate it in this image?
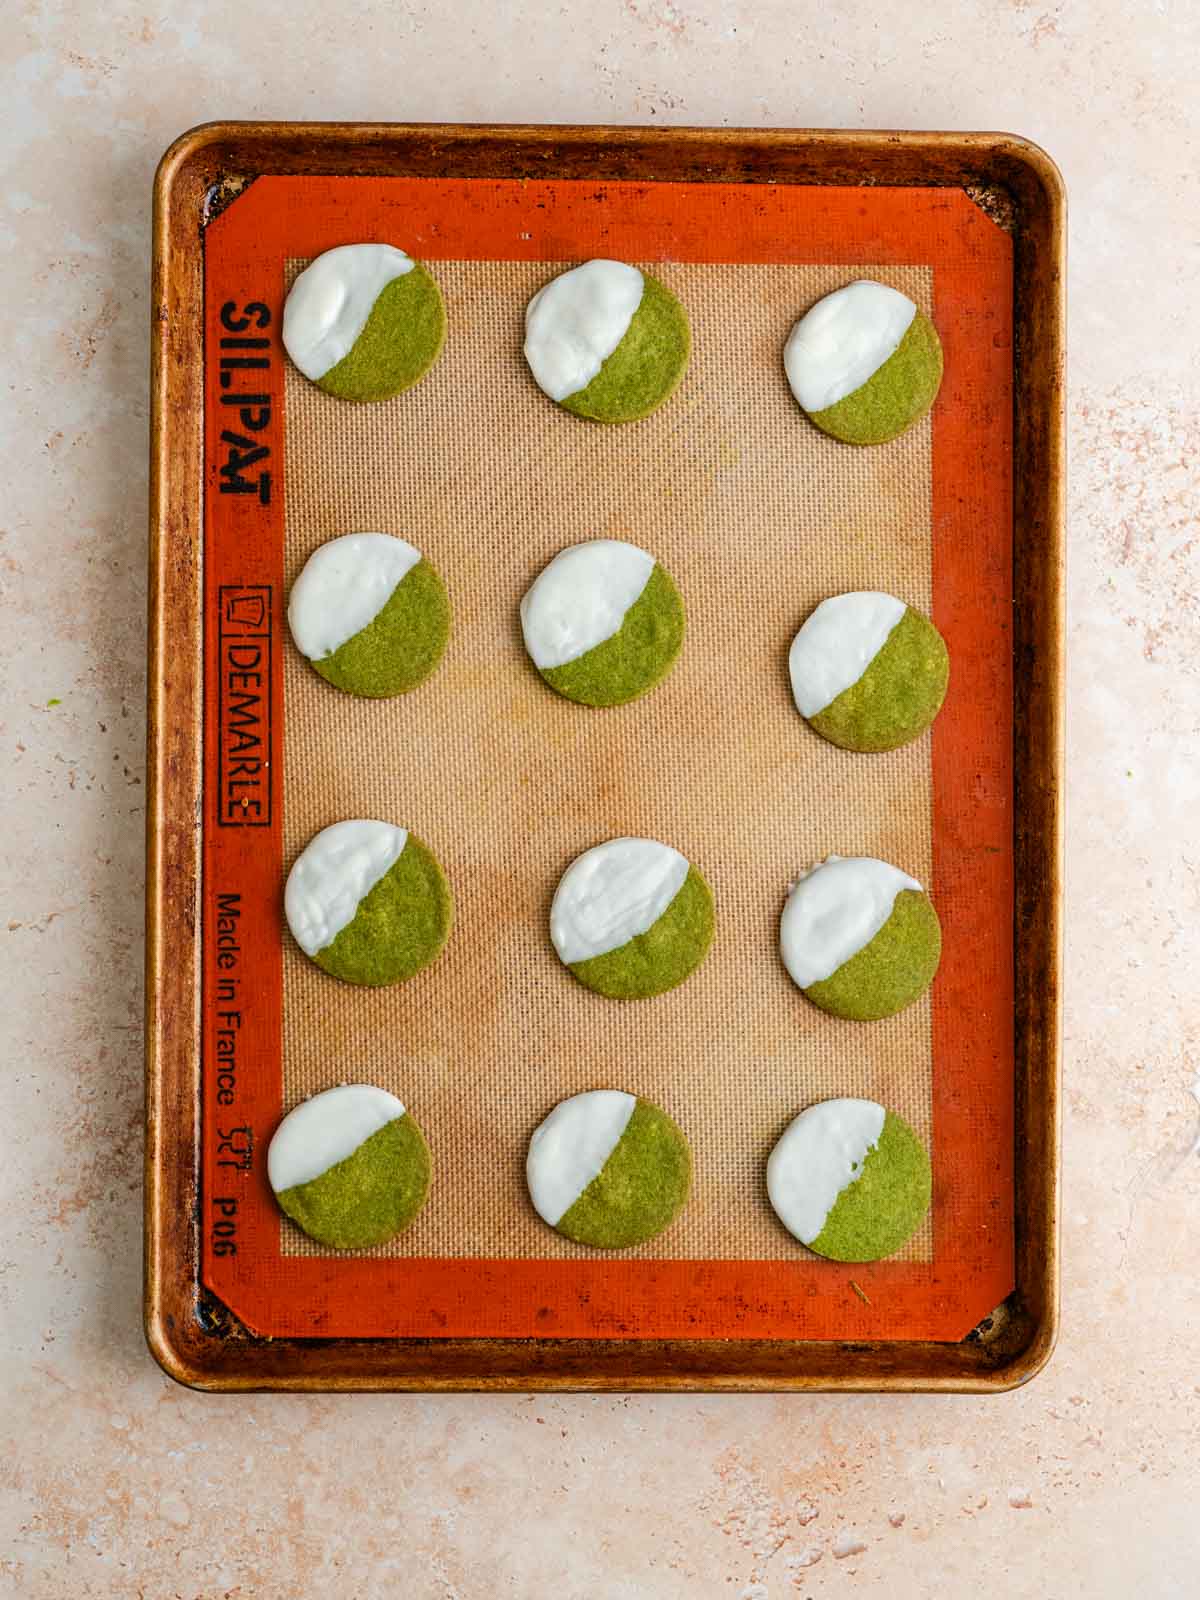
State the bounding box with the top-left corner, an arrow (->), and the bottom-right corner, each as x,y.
803,888 -> 941,1021
806,311 -> 944,446
559,274 -> 691,424
275,1113 -> 432,1250
312,559 -> 451,699
315,263 -> 447,403
807,1110 -> 932,1262
539,563 -> 686,708
313,833 -> 454,987
567,865 -> 715,1000
807,606 -> 950,753
555,1098 -> 692,1248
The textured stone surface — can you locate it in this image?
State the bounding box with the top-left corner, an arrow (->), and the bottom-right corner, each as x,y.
3,2 -> 1198,1595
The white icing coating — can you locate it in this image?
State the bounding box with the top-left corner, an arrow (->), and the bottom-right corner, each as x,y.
788,591 -> 907,717
288,533 -> 422,661
526,1090 -> 636,1226
282,243 -> 415,381
524,259 -> 645,402
551,837 -> 690,965
780,855 -> 922,989
767,1097 -> 887,1244
268,1083 -> 406,1193
784,280 -> 917,412
520,539 -> 655,670
285,820 -> 408,957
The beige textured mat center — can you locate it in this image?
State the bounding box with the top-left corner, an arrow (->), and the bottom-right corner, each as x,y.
281,259 -> 934,1261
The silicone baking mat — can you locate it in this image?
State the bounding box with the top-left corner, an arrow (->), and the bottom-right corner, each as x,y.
201,175 -> 1013,1341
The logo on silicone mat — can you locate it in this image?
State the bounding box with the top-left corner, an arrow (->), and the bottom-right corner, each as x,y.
215,299 -> 274,505
216,585 -> 273,827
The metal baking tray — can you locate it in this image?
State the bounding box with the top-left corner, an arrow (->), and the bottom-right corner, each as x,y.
146,122 -> 1063,1391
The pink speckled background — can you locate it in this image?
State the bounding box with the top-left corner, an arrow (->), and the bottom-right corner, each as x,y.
3,2 -> 1198,1595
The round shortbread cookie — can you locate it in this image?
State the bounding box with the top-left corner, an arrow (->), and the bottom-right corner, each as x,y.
784,280 -> 943,445
268,1084 -> 432,1250
550,837 -> 715,1000
524,259 -> 690,423
283,243 -> 446,402
526,1090 -> 692,1248
288,533 -> 450,698
779,855 -> 941,1021
521,539 -> 685,707
788,591 -> 949,752
767,1097 -> 931,1262
285,820 -> 453,987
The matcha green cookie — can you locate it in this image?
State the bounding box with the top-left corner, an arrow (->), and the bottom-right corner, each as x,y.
285,819 -> 453,987
780,855 -> 941,1021
288,532 -> 450,698
789,590 -> 949,752
524,259 -> 690,423
282,243 -> 445,402
784,279 -> 943,445
767,1097 -> 931,1261
551,836 -> 715,1000
521,539 -> 685,707
268,1084 -> 431,1249
526,1089 -> 692,1247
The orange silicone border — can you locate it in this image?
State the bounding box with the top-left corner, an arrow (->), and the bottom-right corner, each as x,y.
201,175 -> 1013,1341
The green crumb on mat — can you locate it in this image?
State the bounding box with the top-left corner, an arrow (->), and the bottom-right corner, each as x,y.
809,1112 -> 931,1262
540,563 -> 686,707
804,889 -> 941,1021
316,263 -> 446,402
808,606 -> 949,753
276,1114 -> 431,1249
568,866 -> 715,1000
808,311 -> 943,445
314,834 -> 453,987
313,560 -> 451,698
556,1099 -> 692,1247
46,698 -> 61,707
561,274 -> 691,423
